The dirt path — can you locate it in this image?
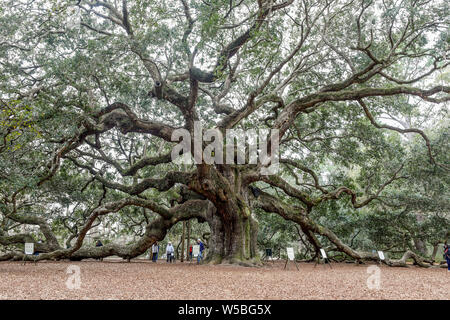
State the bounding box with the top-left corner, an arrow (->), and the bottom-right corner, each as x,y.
0,260 -> 448,300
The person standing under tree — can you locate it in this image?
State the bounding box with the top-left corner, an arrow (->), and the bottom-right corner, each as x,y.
95,239 -> 103,262
444,244 -> 450,272
197,239 -> 205,264
151,242 -> 159,263
34,239 -> 44,256
166,242 -> 175,263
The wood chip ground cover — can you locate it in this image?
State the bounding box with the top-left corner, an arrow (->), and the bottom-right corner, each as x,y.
0,260 -> 448,300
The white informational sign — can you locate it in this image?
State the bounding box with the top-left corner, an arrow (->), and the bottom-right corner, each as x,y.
286,247 -> 295,261
377,251 -> 385,261
320,248 -> 327,259
25,243 -> 34,255
192,245 -> 200,257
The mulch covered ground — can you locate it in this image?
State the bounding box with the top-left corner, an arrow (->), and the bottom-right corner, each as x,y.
0,259 -> 448,300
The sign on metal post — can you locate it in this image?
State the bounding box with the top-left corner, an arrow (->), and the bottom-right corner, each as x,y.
284,247 -> 299,271
23,243 -> 36,265
25,243 -> 34,255
315,248 -> 332,269
320,248 -> 327,259
286,247 -> 295,261
192,245 -> 200,258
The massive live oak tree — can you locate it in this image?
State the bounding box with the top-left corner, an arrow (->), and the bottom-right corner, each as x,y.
0,0 -> 448,266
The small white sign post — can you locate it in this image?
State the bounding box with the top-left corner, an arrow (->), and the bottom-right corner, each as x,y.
315,248 -> 332,269
377,251 -> 385,264
284,247 -> 299,271
192,245 -> 200,257
320,249 -> 327,259
23,243 -> 36,265
287,247 -> 295,260
25,243 -> 34,255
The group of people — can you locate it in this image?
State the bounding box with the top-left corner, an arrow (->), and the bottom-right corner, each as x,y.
150,239 -> 205,264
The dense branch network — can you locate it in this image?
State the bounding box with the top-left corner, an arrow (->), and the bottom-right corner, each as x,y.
0,0 -> 448,266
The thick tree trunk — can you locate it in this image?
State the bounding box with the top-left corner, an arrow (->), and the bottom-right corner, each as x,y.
204,206 -> 259,266
185,165 -> 260,266
180,221 -> 185,262
413,238 -> 427,257
431,243 -> 439,262
186,220 -> 190,260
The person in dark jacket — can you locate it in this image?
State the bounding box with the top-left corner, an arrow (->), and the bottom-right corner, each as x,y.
197,239 -> 205,264
444,244 -> 450,272
95,239 -> 103,261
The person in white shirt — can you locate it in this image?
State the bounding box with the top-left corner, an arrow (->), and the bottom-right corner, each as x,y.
166,242 -> 175,263
151,242 -> 159,263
